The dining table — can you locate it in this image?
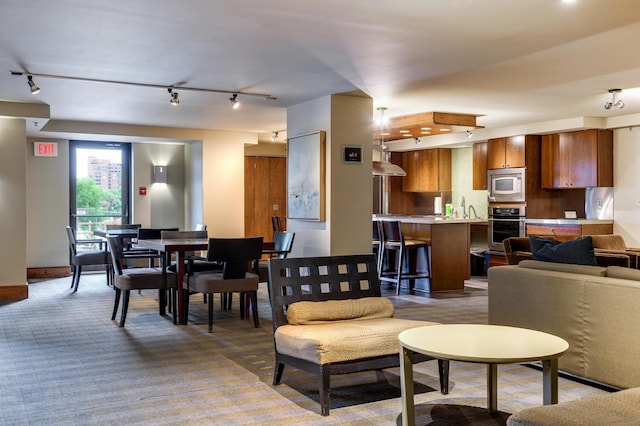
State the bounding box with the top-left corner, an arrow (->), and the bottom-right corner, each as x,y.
136,238 -> 209,325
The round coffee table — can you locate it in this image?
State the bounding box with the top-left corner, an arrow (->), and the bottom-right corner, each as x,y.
398,324 -> 569,426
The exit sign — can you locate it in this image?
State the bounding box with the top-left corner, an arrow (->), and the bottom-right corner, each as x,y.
34,142 -> 58,157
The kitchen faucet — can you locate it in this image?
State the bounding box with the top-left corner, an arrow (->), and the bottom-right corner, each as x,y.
468,204 -> 477,219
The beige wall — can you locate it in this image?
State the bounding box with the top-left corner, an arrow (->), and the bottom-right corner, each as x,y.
0,118 -> 27,285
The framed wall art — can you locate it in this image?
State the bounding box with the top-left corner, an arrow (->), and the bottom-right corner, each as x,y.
287,131 -> 326,221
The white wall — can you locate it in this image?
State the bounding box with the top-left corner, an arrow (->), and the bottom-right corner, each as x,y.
184,141 -> 203,230
202,131 -> 256,237
0,118 -> 27,285
132,143 -> 186,229
287,92 -> 373,257
613,127 -> 640,247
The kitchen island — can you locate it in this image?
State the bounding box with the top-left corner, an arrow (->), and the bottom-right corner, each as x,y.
375,215 -> 487,292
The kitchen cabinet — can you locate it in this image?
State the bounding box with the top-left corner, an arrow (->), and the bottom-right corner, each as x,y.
541,129 -> 613,189
402,148 -> 451,192
487,136 -> 525,169
472,142 -> 487,190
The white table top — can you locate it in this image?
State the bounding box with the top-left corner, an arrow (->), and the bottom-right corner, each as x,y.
399,324 -> 569,364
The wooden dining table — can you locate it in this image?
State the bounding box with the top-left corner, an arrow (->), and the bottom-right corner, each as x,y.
136,238 -> 209,325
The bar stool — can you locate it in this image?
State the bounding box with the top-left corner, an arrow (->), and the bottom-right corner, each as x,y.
372,220 -> 383,273
378,220 -> 431,295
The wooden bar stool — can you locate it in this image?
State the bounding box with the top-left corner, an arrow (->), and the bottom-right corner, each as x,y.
379,220 -> 431,295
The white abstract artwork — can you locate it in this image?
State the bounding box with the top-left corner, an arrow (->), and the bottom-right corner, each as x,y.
287,131 -> 325,221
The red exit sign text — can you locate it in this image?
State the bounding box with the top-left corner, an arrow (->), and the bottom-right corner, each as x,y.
34,142 -> 58,157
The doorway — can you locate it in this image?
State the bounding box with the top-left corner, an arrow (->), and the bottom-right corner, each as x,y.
69,141 -> 132,240
244,156 -> 286,241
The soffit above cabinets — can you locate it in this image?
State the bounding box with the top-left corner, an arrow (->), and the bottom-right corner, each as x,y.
374,112 -> 484,141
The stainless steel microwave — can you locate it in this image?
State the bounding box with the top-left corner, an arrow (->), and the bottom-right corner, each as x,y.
488,168 -> 526,203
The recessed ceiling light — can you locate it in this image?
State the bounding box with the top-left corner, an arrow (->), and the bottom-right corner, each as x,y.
399,130 -> 410,133
421,131 -> 431,135
439,129 -> 451,132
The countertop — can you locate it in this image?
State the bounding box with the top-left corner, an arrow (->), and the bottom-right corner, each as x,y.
525,218 -> 614,225
373,214 -> 488,224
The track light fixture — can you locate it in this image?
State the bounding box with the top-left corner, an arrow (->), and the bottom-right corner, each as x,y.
27,75 -> 40,94
168,88 -> 179,106
466,130 -> 473,138
229,93 -> 240,109
604,88 -> 624,110
271,131 -> 279,142
10,71 -> 277,104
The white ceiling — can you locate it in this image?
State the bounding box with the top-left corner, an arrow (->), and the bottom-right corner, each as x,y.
1,0 -> 640,143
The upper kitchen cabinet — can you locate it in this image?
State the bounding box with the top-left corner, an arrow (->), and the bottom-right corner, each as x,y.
472,142 -> 488,190
487,136 -> 526,169
402,148 -> 451,192
541,129 -> 613,189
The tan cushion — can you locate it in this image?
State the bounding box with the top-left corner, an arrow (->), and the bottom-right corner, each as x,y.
590,234 -> 628,251
518,259 -> 606,276
507,387 -> 640,426
275,318 -> 439,364
286,297 -> 394,325
607,265 -> 640,281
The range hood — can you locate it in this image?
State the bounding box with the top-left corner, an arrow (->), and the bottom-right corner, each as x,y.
372,160 -> 406,176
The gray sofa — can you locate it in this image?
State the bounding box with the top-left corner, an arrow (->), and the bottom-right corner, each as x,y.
488,260 -> 640,390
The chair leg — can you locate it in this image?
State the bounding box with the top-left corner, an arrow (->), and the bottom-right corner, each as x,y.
250,291 -> 259,328
111,288 -> 121,320
239,292 -> 246,320
158,289 -> 166,316
183,288 -> 190,324
72,265 -> 82,293
319,366 -> 331,416
119,290 -> 130,327
395,250 -> 404,296
171,289 -> 177,325
208,294 -> 214,333
273,361 -> 286,385
70,265 -> 77,288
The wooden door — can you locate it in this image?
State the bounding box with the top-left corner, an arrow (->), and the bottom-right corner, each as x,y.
504,135 -> 526,168
487,138 -> 506,169
472,142 -> 487,190
402,151 -> 422,192
244,156 -> 286,240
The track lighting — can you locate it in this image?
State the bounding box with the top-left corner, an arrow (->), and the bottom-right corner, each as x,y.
168,88 -> 179,106
229,93 -> 240,109
10,70 -> 276,104
604,89 -> 624,110
271,131 -> 279,142
27,75 -> 40,94
466,130 -> 473,138
414,137 -> 421,145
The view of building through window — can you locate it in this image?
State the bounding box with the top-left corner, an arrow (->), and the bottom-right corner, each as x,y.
74,147 -> 125,239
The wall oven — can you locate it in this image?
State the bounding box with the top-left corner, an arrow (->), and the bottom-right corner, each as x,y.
488,206 -> 526,252
488,168 -> 526,203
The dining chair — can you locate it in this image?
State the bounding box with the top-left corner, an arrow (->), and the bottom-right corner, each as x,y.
65,226 -> 111,293
258,231 -> 295,282
105,223 -> 142,251
128,227 -> 179,266
106,236 -> 178,326
184,237 -> 263,332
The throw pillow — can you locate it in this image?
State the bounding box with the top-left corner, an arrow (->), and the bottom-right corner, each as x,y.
529,235 -> 597,266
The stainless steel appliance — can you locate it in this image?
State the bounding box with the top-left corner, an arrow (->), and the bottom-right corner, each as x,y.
488,205 -> 526,251
585,187 -> 614,220
488,168 -> 526,203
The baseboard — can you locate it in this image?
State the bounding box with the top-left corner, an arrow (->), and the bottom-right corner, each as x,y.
0,284 -> 29,301
27,266 -> 71,280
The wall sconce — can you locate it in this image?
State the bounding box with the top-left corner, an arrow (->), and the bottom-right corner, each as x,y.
153,165 -> 167,183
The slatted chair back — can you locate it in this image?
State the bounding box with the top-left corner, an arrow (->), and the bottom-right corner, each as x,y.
267,254 -> 381,331
272,231 -> 295,259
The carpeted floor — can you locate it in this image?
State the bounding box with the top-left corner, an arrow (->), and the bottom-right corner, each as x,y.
0,274 -> 606,425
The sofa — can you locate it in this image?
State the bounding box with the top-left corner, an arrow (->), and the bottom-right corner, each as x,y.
488,259 -> 640,390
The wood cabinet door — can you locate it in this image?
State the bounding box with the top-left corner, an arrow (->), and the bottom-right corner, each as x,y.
420,149 -> 439,191
504,135 -> 526,168
562,130 -> 598,188
244,156 -> 286,240
487,137 -> 506,169
402,151 -> 422,192
472,142 -> 487,190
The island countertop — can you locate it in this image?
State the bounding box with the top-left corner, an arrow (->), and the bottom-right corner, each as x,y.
374,214 -> 488,225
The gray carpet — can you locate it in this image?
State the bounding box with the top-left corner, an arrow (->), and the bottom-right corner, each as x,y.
0,274 -> 606,425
